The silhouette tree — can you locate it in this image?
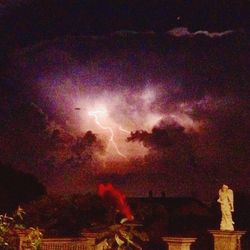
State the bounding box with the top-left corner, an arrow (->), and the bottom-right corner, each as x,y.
0,163 -> 46,212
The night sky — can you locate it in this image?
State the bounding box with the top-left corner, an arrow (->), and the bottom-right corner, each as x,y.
0,0 -> 250,202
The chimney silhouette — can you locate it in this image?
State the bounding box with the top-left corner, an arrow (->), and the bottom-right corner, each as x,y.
148,190 -> 153,198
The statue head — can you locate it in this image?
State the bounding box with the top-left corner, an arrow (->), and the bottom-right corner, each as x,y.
222,184 -> 229,191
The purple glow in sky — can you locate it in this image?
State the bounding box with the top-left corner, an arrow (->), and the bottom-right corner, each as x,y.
0,0 -> 250,201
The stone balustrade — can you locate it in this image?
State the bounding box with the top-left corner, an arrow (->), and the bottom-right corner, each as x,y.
16,229 -> 247,250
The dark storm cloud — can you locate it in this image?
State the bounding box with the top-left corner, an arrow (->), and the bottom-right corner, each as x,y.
127,120 -> 196,170
0,0 -> 249,66
0,100 -> 105,184
127,122 -> 189,150
1,31 -> 249,197
124,106 -> 249,201
10,30 -> 250,126
0,0 -> 250,200
7,30 -> 249,95
193,97 -> 250,169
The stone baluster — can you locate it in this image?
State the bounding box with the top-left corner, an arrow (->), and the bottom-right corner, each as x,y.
162,236 -> 197,250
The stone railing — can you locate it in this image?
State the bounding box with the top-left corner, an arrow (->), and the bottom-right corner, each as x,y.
18,229 -> 248,250
19,232 -> 98,250
41,238 -> 90,250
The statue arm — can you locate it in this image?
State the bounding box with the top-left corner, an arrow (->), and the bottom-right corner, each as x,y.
228,189 -> 234,212
217,190 -> 222,203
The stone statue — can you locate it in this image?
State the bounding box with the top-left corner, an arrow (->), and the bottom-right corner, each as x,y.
217,184 -> 234,231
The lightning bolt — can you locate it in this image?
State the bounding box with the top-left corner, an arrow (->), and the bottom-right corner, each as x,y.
119,126 -> 130,134
88,110 -> 127,158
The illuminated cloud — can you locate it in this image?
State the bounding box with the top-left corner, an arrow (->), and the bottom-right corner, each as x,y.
1,16 -> 249,200
167,27 -> 235,38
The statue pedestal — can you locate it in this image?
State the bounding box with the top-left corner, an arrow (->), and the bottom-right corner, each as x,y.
209,230 -> 246,250
162,237 -> 197,250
